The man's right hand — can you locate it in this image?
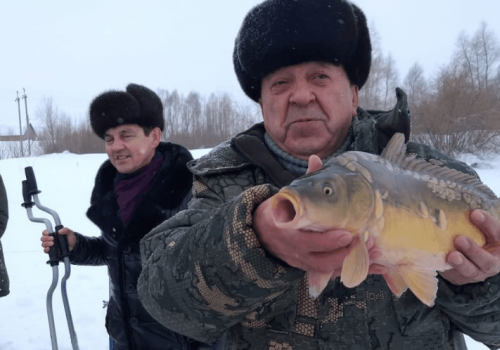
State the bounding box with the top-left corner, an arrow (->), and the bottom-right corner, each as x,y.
40,227 -> 77,254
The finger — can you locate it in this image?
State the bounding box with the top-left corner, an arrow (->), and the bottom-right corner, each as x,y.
303,246 -> 351,273
57,227 -> 71,235
446,250 -> 482,281
365,236 -> 375,250
368,245 -> 383,262
297,230 -> 352,252
455,236 -> 499,274
471,210 -> 500,244
40,235 -> 54,243
41,239 -> 54,246
306,155 -> 323,175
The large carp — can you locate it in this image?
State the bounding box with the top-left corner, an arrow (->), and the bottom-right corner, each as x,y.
271,133 -> 500,306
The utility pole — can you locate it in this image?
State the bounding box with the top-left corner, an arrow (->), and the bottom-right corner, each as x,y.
21,88 -> 31,156
15,91 -> 24,156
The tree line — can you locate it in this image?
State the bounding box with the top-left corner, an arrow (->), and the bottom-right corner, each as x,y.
2,22 -> 499,159
361,22 -> 500,156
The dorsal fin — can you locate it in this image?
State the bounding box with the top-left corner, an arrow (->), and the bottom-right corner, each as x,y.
379,134 -> 497,199
380,133 -> 406,162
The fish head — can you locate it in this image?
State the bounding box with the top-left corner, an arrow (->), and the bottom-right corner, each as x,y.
271,163 -> 374,232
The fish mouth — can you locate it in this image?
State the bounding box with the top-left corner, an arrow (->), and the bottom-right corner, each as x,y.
271,189 -> 304,229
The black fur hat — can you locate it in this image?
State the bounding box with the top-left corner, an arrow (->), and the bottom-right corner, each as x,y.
233,0 -> 372,102
89,83 -> 164,139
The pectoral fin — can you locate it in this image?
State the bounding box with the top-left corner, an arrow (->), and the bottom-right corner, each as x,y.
383,269 -> 408,297
400,267 -> 438,307
308,271 -> 333,298
341,236 -> 369,288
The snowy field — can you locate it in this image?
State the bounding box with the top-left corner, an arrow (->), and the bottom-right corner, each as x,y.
0,149 -> 499,350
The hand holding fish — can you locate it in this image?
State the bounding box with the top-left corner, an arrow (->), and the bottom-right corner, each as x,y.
440,209 -> 500,285
266,134 -> 500,306
253,155 -> 386,297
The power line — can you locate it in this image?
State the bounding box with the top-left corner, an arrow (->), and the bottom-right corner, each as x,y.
21,88 -> 31,156
15,91 -> 24,156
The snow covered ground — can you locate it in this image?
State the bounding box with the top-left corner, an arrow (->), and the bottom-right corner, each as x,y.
0,149 -> 498,350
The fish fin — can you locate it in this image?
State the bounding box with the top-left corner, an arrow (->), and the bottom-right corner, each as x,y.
307,271 -> 333,299
493,198 -> 500,221
341,236 -> 369,288
400,267 -> 438,307
383,269 -> 408,297
380,133 -> 406,162
381,134 -> 497,199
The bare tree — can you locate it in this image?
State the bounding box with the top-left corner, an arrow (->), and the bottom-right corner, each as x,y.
60,118 -> 104,154
380,53 -> 399,109
403,62 -> 428,133
412,22 -> 500,156
456,22 -> 500,91
358,24 -> 399,110
358,23 -> 384,109
183,92 -> 202,138
37,97 -> 62,153
162,90 -> 183,141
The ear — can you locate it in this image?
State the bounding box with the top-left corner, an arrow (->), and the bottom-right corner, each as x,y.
150,127 -> 162,147
351,85 -> 359,117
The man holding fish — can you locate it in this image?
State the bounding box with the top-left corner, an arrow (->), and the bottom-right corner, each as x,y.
138,0 -> 500,349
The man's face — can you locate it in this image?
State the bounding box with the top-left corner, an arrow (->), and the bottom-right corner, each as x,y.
259,62 -> 358,160
104,124 -> 161,174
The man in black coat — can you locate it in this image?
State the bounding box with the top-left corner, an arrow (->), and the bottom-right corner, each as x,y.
41,83 -> 204,350
0,174 -> 9,297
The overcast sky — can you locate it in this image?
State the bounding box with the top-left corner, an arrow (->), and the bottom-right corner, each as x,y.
1,0 -> 499,132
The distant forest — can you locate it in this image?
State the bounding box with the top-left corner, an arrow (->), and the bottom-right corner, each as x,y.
2,22 -> 499,159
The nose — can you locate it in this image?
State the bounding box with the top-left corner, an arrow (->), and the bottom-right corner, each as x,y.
289,80 -> 315,106
109,138 -> 125,152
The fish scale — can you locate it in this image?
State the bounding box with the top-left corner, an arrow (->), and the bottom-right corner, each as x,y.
271,133 -> 500,307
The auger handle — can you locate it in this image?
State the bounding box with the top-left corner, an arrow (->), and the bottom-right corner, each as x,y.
21,180 -> 34,209
25,166 -> 41,196
54,225 -> 70,259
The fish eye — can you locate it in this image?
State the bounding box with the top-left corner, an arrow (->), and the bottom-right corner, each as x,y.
323,185 -> 333,195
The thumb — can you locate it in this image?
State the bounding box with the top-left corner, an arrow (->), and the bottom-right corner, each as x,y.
306,155 -> 323,175
57,227 -> 71,235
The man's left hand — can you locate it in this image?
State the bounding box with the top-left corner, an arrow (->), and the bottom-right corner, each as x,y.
440,209 -> 500,285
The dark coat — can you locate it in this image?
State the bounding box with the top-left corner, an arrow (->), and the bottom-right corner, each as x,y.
69,142 -> 201,350
138,91 -> 500,349
0,174 -> 9,297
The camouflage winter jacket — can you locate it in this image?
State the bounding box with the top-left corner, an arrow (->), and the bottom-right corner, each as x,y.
138,90 -> 500,350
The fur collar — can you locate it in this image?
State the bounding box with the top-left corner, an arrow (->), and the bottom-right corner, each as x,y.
86,142 -> 193,241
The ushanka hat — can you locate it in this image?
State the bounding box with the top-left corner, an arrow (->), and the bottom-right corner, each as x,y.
89,83 -> 164,139
233,0 -> 372,102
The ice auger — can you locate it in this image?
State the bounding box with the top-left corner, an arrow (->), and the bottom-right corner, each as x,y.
21,166 -> 79,350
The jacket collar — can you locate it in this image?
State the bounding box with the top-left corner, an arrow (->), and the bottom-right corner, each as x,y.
87,142 -> 193,240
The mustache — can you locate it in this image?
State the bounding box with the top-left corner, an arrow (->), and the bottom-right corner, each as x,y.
285,107 -> 327,125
